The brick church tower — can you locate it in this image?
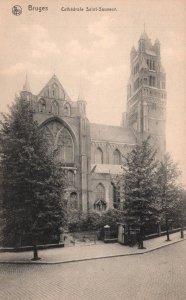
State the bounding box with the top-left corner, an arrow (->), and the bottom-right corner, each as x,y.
126,31 -> 166,159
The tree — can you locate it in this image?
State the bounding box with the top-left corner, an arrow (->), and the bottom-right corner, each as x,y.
0,97 -> 67,259
123,137 -> 159,249
156,154 -> 182,241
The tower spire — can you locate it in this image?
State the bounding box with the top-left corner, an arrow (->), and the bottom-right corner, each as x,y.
23,74 -> 31,92
78,78 -> 85,101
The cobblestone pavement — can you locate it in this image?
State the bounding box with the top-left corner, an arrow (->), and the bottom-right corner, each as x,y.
0,241 -> 186,300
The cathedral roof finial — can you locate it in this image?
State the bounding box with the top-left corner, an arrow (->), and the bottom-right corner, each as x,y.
78,78 -> 85,101
23,73 -> 31,92
140,24 -> 149,40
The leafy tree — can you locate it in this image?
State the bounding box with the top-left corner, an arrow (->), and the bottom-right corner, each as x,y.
156,154 -> 182,241
123,137 -> 159,249
0,97 -> 67,259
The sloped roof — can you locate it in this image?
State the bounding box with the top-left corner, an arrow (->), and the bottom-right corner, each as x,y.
90,123 -> 136,144
145,50 -> 156,56
91,164 -> 123,175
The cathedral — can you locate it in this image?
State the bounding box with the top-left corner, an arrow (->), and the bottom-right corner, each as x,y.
19,31 -> 166,213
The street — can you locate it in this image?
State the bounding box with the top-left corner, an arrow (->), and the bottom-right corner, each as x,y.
0,241 -> 186,300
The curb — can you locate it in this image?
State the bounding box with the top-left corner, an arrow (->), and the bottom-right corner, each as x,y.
0,238 -> 185,265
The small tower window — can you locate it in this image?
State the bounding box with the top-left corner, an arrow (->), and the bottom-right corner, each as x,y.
149,76 -> 156,87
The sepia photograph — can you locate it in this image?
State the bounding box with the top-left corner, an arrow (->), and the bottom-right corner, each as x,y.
0,0 -> 186,299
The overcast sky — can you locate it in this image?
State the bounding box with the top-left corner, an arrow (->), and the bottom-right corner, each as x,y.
0,0 -> 186,184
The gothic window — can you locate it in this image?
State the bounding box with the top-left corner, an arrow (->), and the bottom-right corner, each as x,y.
38,98 -> 46,113
95,147 -> 103,164
41,121 -> 74,163
67,170 -> 75,185
144,78 -> 148,85
51,83 -> 59,98
150,60 -> 152,70
149,76 -> 156,87
69,192 -> 78,210
94,184 -> 106,212
64,103 -> 71,116
113,149 -> 121,165
52,101 -> 59,115
112,183 -> 121,209
56,128 -> 74,163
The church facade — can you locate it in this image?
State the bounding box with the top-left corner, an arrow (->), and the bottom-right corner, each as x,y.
20,31 -> 166,213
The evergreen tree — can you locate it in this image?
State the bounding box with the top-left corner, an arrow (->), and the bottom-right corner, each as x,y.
123,137 -> 159,249
156,154 -> 182,241
0,97 -> 66,259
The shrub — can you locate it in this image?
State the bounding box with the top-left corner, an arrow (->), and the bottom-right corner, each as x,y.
67,211 -> 101,232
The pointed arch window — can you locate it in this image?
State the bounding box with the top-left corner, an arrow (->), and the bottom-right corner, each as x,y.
69,192 -> 78,210
112,182 -> 121,209
38,98 -> 46,113
95,147 -> 103,164
51,83 -> 59,99
56,128 -> 74,163
67,170 -> 75,185
64,103 -> 71,116
113,149 -> 121,165
52,101 -> 59,115
149,76 -> 156,87
94,183 -> 106,212
41,121 -> 74,163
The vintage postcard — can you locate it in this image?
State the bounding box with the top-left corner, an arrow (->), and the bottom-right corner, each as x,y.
0,0 -> 186,299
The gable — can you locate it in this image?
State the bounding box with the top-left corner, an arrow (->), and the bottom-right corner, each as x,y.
38,74 -> 71,101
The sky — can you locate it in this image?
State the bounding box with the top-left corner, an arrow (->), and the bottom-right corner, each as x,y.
0,0 -> 186,184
